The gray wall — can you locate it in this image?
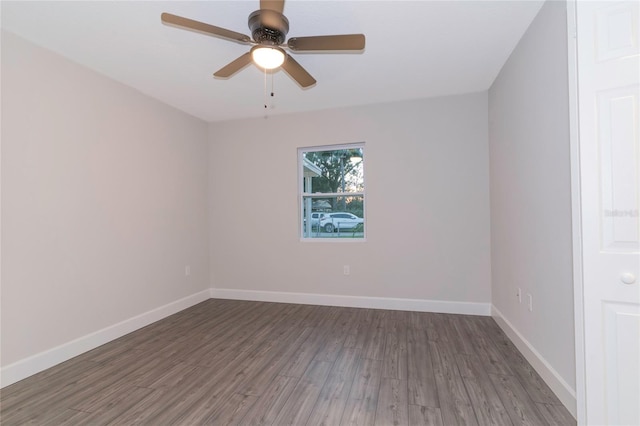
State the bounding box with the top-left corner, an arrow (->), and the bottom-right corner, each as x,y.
208,93 -> 492,306
489,0 -> 575,390
1,31 -> 210,366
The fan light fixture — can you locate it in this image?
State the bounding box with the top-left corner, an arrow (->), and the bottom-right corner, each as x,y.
251,46 -> 285,70
161,2 -> 366,88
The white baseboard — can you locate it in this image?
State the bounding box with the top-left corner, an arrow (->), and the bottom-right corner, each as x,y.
210,288 -> 491,316
491,305 -> 577,418
0,289 -> 211,388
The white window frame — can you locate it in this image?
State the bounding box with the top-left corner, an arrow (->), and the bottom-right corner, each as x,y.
298,142 -> 366,242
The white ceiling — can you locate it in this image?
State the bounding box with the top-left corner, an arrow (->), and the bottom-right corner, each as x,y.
1,1 -> 543,123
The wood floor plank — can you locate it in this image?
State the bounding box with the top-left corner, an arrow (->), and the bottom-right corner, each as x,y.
462,377 -> 513,426
70,380 -> 141,414
306,347 -> 361,426
277,331 -> 322,378
201,392 -> 258,425
433,315 -> 471,356
425,313 -> 449,343
374,378 -> 409,426
140,369 -> 230,425
196,306 -> 301,373
2,346 -> 167,424
272,360 -> 333,426
233,326 -> 313,396
150,319 -> 310,424
408,404 -> 444,426
362,312 -> 387,361
382,310 -> 407,335
302,305 -> 343,328
314,328 -> 348,363
188,302 -> 299,368
97,386 -> 167,424
278,314 -> 339,378
68,385 -> 156,425
112,353 -> 233,424
456,353 -> 513,426
429,340 -> 479,426
470,333 -> 515,377
0,360 -> 101,412
341,358 -> 383,426
406,341 -> 438,408
0,300 -> 574,426
461,316 -> 517,377
292,305 -> 323,328
237,375 -> 298,426
450,315 -> 481,356
535,402 -> 577,426
489,373 -> 548,426
134,360 -> 199,391
486,327 -> 561,405
408,311 -> 432,330
343,308 -> 375,350
39,408 -> 94,426
407,326 -> 429,347
382,327 -> 408,380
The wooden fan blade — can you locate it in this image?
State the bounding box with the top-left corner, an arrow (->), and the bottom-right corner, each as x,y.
161,13 -> 251,44
281,54 -> 316,88
213,52 -> 253,78
260,0 -> 285,14
287,34 -> 365,51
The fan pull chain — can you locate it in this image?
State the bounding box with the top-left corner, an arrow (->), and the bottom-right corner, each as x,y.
264,67 -> 268,109
263,69 -> 276,110
271,71 -> 275,99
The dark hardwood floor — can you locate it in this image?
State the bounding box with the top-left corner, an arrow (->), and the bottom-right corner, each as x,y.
0,299 -> 575,425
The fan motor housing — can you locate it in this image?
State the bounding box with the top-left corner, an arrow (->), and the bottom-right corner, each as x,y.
248,10 -> 289,45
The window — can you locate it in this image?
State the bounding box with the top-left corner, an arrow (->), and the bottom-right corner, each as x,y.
299,143 -> 365,239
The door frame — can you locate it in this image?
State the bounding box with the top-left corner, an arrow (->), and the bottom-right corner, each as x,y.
566,1 -> 586,424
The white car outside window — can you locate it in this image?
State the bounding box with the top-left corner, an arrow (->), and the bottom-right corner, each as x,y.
319,212 -> 363,232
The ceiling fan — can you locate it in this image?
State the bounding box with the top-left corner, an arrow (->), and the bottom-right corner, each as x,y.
161,0 -> 365,88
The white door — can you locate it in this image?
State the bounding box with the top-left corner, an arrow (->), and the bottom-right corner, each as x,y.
573,1 -> 640,424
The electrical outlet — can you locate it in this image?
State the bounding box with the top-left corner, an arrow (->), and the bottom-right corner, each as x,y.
343,265 -> 350,276
527,293 -> 533,312
516,288 -> 522,303
185,265 -> 191,276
